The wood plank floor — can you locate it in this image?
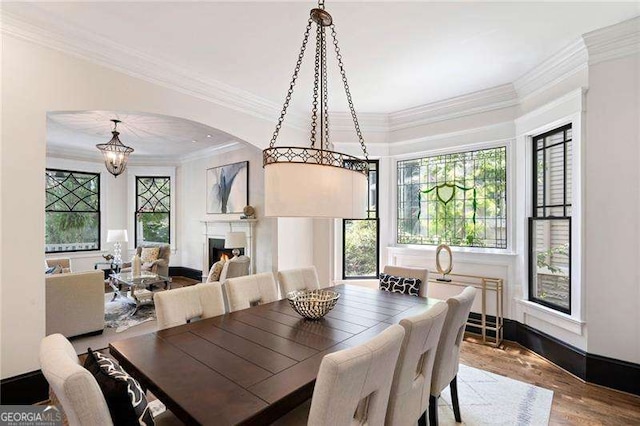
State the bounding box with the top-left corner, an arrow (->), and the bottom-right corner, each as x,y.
460,337 -> 640,425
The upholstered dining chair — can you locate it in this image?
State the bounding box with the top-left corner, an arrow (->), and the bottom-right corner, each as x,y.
277,266 -> 320,296
39,334 -> 182,426
274,324 -> 406,426
224,272 -> 279,312
429,286 -> 477,426
386,302 -> 449,426
154,283 -> 225,330
382,265 -> 430,297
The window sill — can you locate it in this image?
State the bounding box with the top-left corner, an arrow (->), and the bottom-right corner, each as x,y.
516,299 -> 585,336
388,245 -> 517,256
45,251 -> 108,259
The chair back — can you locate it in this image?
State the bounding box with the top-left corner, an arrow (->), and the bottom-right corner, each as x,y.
154,283 -> 225,330
225,272 -> 278,312
383,265 -> 429,297
431,286 -> 476,395
386,302 -> 448,426
136,244 -> 170,261
277,266 -> 320,296
46,258 -> 71,273
222,256 -> 251,281
40,334 -> 113,426
308,324 -> 405,426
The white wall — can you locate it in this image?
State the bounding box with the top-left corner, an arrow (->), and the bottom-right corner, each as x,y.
585,52 -> 640,364
0,35 -> 306,379
277,218 -> 314,273
179,144 -> 276,275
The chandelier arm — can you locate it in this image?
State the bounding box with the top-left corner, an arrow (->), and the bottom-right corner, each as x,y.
329,24 -> 369,160
269,19 -> 314,148
311,24 -> 321,148
322,26 -> 330,151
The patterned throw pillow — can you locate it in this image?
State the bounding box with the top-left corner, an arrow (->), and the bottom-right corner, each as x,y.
208,261 -> 225,282
379,273 -> 421,297
140,247 -> 160,263
84,348 -> 155,426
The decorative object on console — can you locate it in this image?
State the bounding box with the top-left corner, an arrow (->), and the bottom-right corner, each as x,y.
241,205 -> 255,219
106,229 -> 128,265
435,243 -> 453,282
379,273 -> 421,296
287,289 -> 340,320
206,161 -> 249,214
95,119 -> 134,178
262,0 -> 369,219
224,231 -> 247,258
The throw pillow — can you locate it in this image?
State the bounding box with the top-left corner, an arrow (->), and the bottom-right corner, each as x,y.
208,261 -> 225,282
45,266 -> 57,275
84,348 -> 154,426
379,273 -> 421,297
140,247 -> 160,263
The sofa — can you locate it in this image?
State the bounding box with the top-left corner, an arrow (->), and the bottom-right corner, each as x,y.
46,270 -> 105,338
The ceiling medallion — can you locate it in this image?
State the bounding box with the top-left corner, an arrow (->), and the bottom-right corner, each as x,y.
96,119 -> 134,178
263,0 -> 369,218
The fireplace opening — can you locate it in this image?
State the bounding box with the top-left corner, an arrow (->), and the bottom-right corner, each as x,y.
208,238 -> 244,270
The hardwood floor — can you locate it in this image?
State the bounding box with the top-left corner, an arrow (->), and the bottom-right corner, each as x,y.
460,336 -> 640,425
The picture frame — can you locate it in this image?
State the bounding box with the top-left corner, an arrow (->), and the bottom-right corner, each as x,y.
206,161 -> 249,214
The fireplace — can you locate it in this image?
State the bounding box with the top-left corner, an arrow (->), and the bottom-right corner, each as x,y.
208,238 -> 244,270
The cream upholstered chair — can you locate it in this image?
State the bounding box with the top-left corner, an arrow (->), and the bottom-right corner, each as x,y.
154,283 -> 225,330
40,334 -> 181,426
122,244 -> 171,277
277,266 -> 320,296
46,258 -> 72,273
386,302 -> 448,426
429,286 -> 477,426
307,324 -> 405,426
224,272 -> 278,312
205,256 -> 251,284
382,265 -> 429,297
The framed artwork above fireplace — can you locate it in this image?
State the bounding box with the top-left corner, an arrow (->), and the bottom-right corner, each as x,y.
206,161 -> 249,214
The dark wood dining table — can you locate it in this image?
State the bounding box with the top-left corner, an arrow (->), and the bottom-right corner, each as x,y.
109,284 -> 440,425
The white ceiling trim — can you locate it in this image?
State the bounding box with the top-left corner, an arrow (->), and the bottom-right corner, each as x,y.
514,38 -> 588,101
3,10 -> 636,141
583,16 -> 640,65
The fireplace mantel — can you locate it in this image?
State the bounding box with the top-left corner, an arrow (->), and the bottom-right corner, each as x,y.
200,218 -> 258,280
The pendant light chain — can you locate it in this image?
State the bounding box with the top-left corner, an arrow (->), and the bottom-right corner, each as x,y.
310,24 -> 321,148
269,19 -> 314,148
330,24 -> 368,160
321,26 -> 330,150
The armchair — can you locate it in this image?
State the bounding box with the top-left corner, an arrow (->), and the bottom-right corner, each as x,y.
122,244 -> 171,277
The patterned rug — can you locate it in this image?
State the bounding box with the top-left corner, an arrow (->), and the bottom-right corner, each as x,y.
438,364 -> 553,425
104,293 -> 156,333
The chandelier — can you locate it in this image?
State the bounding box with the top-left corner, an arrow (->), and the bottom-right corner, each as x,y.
263,0 -> 369,218
96,119 -> 134,178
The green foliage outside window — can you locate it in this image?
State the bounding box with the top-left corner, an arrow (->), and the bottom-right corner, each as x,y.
344,219 -> 377,277
136,177 -> 170,245
45,169 -> 100,252
397,147 -> 507,248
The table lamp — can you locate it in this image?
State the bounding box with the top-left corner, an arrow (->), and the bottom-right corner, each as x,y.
224,231 -> 246,258
107,229 -> 128,265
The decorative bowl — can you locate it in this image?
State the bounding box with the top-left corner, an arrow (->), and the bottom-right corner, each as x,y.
287,289 -> 340,320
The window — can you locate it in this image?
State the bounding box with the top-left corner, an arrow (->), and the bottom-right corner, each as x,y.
529,124 -> 572,313
343,161 -> 379,279
397,146 -> 507,248
45,169 -> 100,253
135,177 -> 170,246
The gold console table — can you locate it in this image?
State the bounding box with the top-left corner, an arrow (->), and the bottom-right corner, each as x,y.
428,272 -> 504,347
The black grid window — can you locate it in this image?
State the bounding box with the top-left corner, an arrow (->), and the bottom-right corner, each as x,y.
397,147 -> 507,249
343,161 -> 379,279
529,124 -> 572,314
45,169 -> 100,253
135,176 -> 170,247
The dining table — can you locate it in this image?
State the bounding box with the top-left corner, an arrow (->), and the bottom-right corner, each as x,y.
109,284 -> 441,425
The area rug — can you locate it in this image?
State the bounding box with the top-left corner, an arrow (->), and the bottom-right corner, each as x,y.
104,293 -> 156,333
438,364 -> 553,425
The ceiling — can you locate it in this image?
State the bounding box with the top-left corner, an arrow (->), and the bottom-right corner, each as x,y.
5,1 -> 639,115
47,111 -> 242,159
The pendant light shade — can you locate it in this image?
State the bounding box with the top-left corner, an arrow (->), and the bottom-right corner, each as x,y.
262,1 -> 370,219
96,119 -> 134,178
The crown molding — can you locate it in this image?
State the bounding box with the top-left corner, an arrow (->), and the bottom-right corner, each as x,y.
388,84 -> 518,131
514,38 -> 588,102
0,10 -> 308,132
331,112 -> 389,133
583,16 -> 640,66
179,141 -> 244,163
